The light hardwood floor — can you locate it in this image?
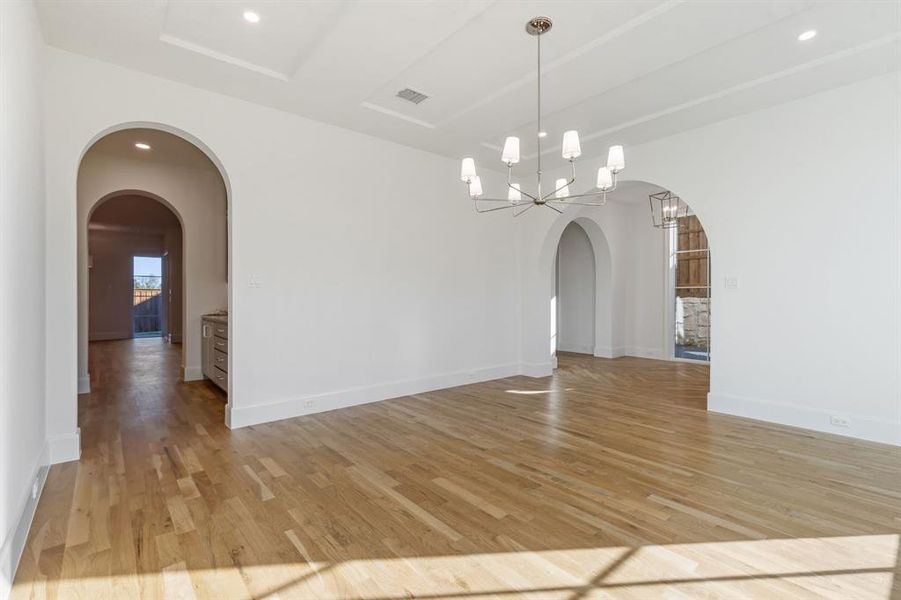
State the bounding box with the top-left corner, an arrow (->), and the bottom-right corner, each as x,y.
12,339 -> 901,599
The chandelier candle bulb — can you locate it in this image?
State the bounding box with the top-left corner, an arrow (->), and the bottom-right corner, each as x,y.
502,137 -> 521,165
561,130 -> 581,160
607,145 -> 625,173
460,157 -> 476,183
508,183 -> 522,203
469,176 -> 483,197
596,167 -> 613,191
555,178 -> 570,199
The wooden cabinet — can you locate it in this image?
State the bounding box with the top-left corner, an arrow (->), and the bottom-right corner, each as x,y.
201,315 -> 228,393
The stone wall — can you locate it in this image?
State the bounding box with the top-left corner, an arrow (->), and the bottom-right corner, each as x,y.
676,296 -> 710,347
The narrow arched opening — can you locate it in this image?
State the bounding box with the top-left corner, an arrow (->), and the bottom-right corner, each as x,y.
554,221 -> 597,357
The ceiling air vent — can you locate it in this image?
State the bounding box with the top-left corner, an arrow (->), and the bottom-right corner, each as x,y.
396,88 -> 429,105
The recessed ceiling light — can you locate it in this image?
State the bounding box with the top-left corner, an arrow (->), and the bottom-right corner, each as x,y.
243,10 -> 260,24
134,142 -> 151,150
798,29 -> 817,41
538,131 -> 547,138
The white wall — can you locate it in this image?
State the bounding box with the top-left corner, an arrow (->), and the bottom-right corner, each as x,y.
78,152 -> 226,383
44,48 -> 520,437
0,1 -> 49,596
523,72 -> 901,445
556,222 -> 596,354
623,200 -> 668,359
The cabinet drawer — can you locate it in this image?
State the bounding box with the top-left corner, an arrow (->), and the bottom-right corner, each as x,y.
213,323 -> 228,339
211,366 -> 228,392
212,336 -> 228,353
213,348 -> 228,373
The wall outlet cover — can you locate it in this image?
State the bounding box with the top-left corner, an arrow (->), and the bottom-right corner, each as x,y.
829,415 -> 850,428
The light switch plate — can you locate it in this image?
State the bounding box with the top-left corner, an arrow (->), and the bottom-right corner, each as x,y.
724,276 -> 739,290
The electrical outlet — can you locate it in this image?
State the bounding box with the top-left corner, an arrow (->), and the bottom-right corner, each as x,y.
31,480 -> 38,500
829,415 -> 850,428
724,276 -> 739,290
248,274 -> 262,288
304,400 -> 314,409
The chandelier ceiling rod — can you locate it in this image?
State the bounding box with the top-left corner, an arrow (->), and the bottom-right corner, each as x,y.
458,16 -> 627,216
536,19 -> 542,203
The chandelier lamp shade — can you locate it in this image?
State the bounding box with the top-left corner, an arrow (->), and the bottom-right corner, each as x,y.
459,16 -> 626,216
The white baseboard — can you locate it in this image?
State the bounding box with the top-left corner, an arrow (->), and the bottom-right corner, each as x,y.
47,429 -> 81,464
227,363 -> 522,428
557,342 -> 594,355
88,331 -> 130,341
708,392 -> 900,446
521,361 -> 554,378
593,346 -> 623,359
77,374 -> 90,394
623,346 -> 665,360
183,366 -> 203,382
0,441 -> 49,600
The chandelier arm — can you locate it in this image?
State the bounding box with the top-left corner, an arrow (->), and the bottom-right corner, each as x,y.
548,199 -> 606,207
473,196 -> 516,203
506,166 -> 538,202
545,203 -> 565,214
474,202 -> 516,214
540,160 -> 576,202
512,203 -> 535,218
560,189 -> 610,202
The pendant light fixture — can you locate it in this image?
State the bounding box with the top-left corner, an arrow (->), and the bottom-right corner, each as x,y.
649,190 -> 692,228
458,16 -> 626,216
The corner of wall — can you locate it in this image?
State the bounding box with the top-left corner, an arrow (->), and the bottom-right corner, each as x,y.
47,428 -> 81,464
0,439 -> 50,599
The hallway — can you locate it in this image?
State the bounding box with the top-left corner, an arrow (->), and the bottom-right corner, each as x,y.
12,344 -> 901,599
84,338 -> 225,427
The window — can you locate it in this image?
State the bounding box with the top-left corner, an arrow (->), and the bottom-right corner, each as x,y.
672,216 -> 710,361
133,256 -> 163,337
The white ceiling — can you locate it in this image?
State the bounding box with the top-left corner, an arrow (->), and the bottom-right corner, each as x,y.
87,128 -> 220,171
38,1 -> 901,171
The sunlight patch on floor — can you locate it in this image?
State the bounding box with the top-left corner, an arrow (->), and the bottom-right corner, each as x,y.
13,534 -> 898,599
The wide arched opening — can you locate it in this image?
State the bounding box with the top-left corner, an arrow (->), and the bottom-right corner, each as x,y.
525,180 -> 712,405
76,126 -> 230,417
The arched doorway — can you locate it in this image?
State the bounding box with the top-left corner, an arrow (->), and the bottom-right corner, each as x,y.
88,193 -> 183,343
554,221 -> 596,356
534,210 -> 615,371
77,127 -> 229,401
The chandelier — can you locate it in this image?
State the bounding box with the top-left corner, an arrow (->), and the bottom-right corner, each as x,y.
459,16 -> 626,216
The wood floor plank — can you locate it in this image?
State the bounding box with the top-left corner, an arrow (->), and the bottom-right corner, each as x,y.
10,340 -> 901,599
